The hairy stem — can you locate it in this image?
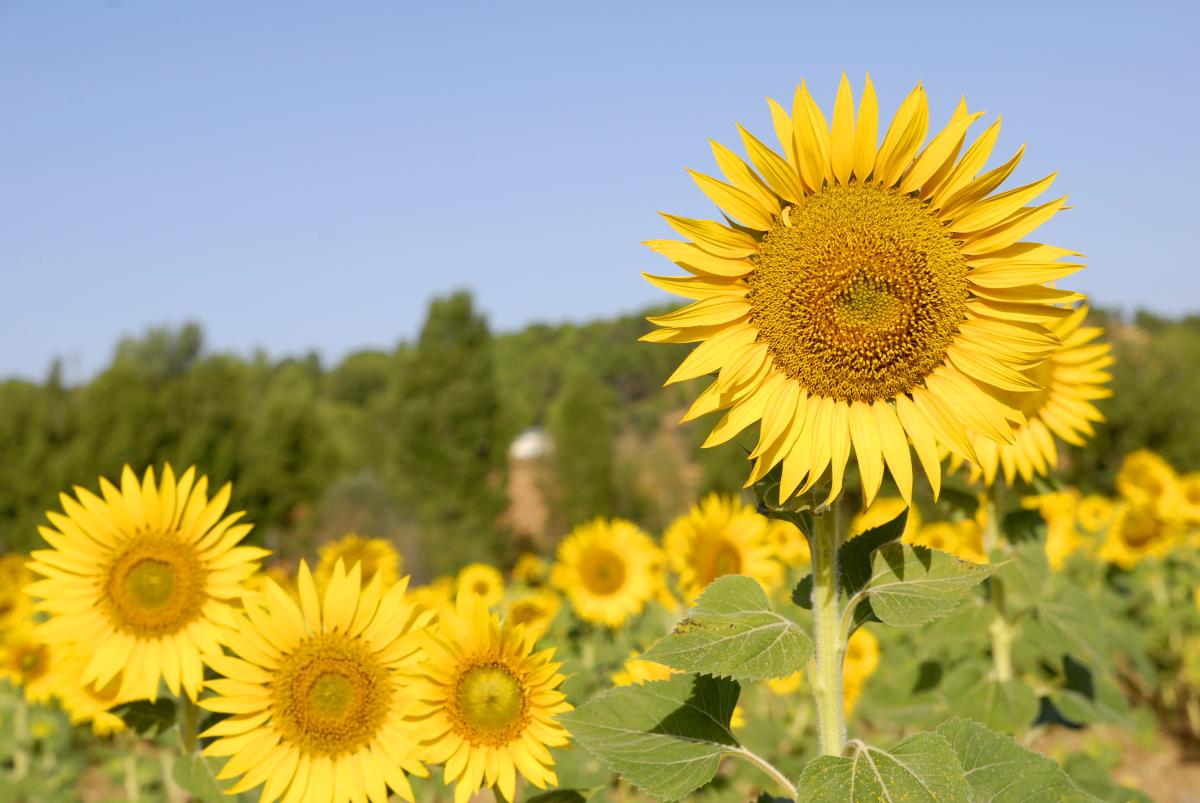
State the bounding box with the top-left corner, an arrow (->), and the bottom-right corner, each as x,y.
730,746 -> 797,799
12,696 -> 29,780
809,503 -> 845,756
124,751 -> 140,802
983,487 -> 1015,683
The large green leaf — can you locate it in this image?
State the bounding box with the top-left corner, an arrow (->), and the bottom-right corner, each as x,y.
644,575 -> 812,681
1048,657 -> 1132,727
796,732 -> 970,802
173,754 -> 233,803
937,719 -> 1099,802
864,544 -> 995,627
941,662 -> 1039,734
561,674 -> 740,801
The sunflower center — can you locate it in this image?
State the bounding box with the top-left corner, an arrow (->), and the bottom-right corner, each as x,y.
1119,510 -> 1161,549
508,601 -> 542,626
581,548 -> 627,595
748,183 -> 969,403
15,644 -> 49,682
454,663 -> 528,743
272,633 -> 391,757
104,535 -> 207,637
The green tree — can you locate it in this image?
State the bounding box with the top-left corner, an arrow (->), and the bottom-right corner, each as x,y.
548,364 -> 616,527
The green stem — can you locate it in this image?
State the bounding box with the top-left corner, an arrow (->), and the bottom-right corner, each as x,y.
983,486 -> 1015,683
178,694 -> 199,755
730,746 -> 798,798
123,751 -> 140,802
809,503 -> 845,757
12,696 -> 29,780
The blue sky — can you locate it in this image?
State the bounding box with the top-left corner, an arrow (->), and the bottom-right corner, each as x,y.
2,1 -> 1197,381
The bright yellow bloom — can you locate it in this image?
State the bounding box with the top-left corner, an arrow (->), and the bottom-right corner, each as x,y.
1098,503 -> 1182,569
1180,474 -> 1200,523
26,465 -> 266,701
1023,490 -> 1083,569
316,533 -> 402,589
504,589 -> 561,643
1076,494 -> 1116,535
243,562 -> 298,603
966,306 -> 1111,485
767,671 -> 804,695
612,652 -> 676,686
0,553 -> 33,637
410,576 -> 457,619
456,563 -> 505,608
53,653 -> 130,736
664,494 -> 784,600
907,520 -> 988,564
0,622 -> 57,703
511,552 -> 549,585
843,628 -> 881,716
199,561 -> 430,802
551,518 -> 664,628
645,74 -> 1082,508
765,518 -> 811,566
848,496 -> 921,540
1116,450 -> 1182,515
410,596 -> 572,803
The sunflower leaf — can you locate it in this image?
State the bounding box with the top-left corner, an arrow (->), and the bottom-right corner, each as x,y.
864,543 -> 995,627
643,575 -> 813,681
795,732 -> 971,802
112,698 -> 177,737
172,753 -> 235,803
560,674 -> 740,801
523,791 -> 594,803
936,718 -> 1101,801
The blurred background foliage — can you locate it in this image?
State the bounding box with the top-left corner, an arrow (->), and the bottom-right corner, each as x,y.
1,294 -> 1197,579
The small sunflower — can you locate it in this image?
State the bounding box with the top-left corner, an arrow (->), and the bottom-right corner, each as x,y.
199,561 -> 430,802
0,553 -> 34,635
645,74 -> 1083,507
504,589 -> 561,644
664,494 -> 784,600
1180,474 -> 1200,523
1076,494 -> 1116,535
53,653 -> 130,736
1023,490 -> 1084,569
848,496 -> 921,540
457,563 -> 505,608
1117,450 -> 1182,515
906,521 -> 988,564
511,553 -> 549,585
767,671 -> 804,696
27,465 -> 267,701
0,622 -> 57,703
611,652 -> 676,687
410,596 -> 572,803
843,627 -> 881,715
244,562 -> 299,603
765,519 -> 810,567
1098,503 -> 1182,569
316,533 -> 401,589
411,576 -> 457,619
551,518 -> 664,628
965,306 -> 1111,485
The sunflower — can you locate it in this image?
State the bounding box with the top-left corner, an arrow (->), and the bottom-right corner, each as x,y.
1180,474 -> 1200,523
1076,494 -> 1116,535
906,521 -> 988,564
767,671 -> 804,696
26,465 -> 267,701
611,651 -> 676,686
53,653 -> 129,736
457,563 -> 505,608
199,561 -> 430,802
962,306 -> 1111,485
0,622 -> 57,703
1098,503 -> 1182,569
664,494 -> 785,600
316,534 -> 401,589
410,576 -> 457,619
0,553 -> 34,635
1023,490 -> 1084,569
504,590 -> 561,644
1116,450 -> 1182,515
765,519 -> 810,567
511,553 -> 549,586
551,518 -> 664,628
245,562 -> 299,603
843,627 -> 881,715
848,496 -> 921,540
644,74 -> 1082,507
410,595 -> 572,803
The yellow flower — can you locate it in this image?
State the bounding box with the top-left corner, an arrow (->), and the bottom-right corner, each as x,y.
1180,474 -> 1200,523
410,576 -> 457,619
53,653 -> 131,736
1024,490 -> 1083,569
456,563 -> 505,608
767,671 -> 804,695
1098,503 -> 1182,569
966,306 -> 1111,486
1116,450 -> 1182,515
907,521 -> 988,564
1076,495 -> 1116,535
848,496 -> 921,540
511,552 -> 549,585
199,561 -> 430,802
645,74 -> 1081,507
243,561 -> 298,603
316,533 -> 401,588
765,519 -> 811,566
410,596 -> 572,803
731,705 -> 746,730
0,622 -> 57,703
26,465 -> 267,701
664,494 -> 784,600
0,553 -> 34,637
504,589 -> 561,643
551,518 -> 664,628
843,628 -> 881,715
612,652 -> 676,686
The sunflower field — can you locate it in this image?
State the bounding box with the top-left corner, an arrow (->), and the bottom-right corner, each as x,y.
3,74 -> 1200,803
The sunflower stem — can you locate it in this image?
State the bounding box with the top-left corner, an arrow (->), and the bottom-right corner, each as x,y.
178,694 -> 200,755
730,745 -> 797,798
123,750 -> 140,802
12,696 -> 29,780
808,500 -> 846,757
983,487 -> 1015,683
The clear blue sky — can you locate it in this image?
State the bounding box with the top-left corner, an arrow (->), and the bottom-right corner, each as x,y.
2,1 -> 1197,381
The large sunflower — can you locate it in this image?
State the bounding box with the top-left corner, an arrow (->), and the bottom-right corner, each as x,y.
199,561 -> 431,802
644,74 -> 1081,506
27,465 -> 266,701
965,306 -> 1111,485
551,518 -> 664,628
664,494 -> 784,600
410,596 -> 572,803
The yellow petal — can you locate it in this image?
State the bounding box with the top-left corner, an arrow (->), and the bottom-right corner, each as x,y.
874,84 -> 928,187
689,170 -> 775,231
852,73 -> 879,180
660,214 -> 758,258
792,80 -> 832,191
830,73 -> 856,185
738,123 -> 805,204
950,173 -> 1058,233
